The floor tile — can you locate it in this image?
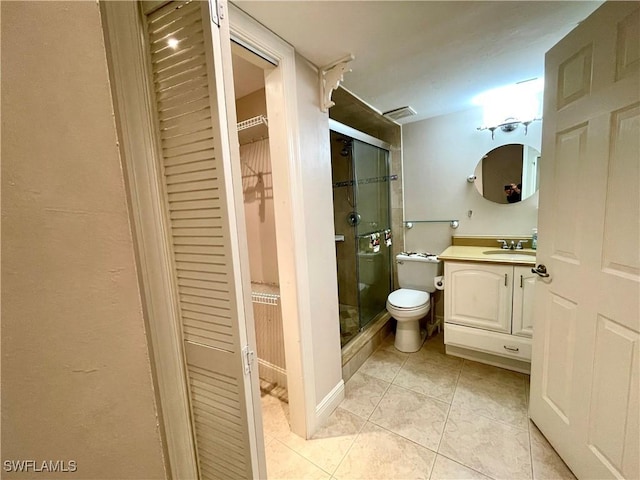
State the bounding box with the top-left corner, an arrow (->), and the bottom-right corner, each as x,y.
452,373 -> 529,429
530,422 -> 577,480
357,348 -> 408,383
265,438 -> 331,480
341,372 -> 390,419
261,393 -> 290,440
393,360 -> 460,403
376,332 -> 401,352
277,407 -> 365,474
261,334 -> 547,480
423,332 -> 446,352
333,422 -> 436,480
439,405 -> 532,480
430,455 -> 492,480
406,344 -> 464,371
460,360 -> 526,389
369,384 -> 449,451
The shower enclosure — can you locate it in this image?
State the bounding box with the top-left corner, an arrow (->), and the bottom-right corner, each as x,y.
331,121 -> 393,347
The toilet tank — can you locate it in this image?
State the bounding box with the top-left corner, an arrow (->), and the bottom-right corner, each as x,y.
396,253 -> 440,292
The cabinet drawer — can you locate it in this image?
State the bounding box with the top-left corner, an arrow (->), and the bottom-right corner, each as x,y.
445,323 -> 532,361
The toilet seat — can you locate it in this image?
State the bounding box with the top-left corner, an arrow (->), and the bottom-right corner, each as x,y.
387,288 -> 429,310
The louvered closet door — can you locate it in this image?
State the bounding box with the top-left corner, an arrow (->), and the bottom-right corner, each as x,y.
142,1 -> 262,478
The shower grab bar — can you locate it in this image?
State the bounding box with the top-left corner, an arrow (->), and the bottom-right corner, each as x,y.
237,115 -> 268,131
251,291 -> 280,305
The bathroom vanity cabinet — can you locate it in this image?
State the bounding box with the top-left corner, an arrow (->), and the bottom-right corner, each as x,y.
444,262 -> 535,337
438,243 -> 537,373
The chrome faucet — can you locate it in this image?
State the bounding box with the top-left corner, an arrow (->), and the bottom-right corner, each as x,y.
497,239 -> 528,250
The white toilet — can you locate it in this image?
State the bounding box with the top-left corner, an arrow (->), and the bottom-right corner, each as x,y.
386,253 -> 440,352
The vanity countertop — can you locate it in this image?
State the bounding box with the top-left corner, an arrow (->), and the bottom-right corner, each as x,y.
439,245 -> 536,266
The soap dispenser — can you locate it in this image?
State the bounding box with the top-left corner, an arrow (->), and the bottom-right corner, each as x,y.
532,228 -> 538,250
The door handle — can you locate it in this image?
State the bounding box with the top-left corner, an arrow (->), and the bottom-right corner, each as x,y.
531,264 -> 550,277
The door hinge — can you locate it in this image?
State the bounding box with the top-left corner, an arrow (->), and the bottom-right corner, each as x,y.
209,0 -> 224,27
242,345 -> 255,375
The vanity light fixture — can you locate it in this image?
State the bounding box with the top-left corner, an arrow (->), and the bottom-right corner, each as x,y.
474,78 -> 544,139
477,117 -> 542,140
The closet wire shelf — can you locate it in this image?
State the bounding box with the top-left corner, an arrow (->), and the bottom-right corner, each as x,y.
237,115 -> 268,131
251,291 -> 280,305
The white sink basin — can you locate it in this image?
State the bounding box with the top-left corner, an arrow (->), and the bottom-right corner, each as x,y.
482,250 -> 536,261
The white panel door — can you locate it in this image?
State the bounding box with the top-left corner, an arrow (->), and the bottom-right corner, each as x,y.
530,3 -> 640,479
141,1 -> 265,478
445,262 -> 512,334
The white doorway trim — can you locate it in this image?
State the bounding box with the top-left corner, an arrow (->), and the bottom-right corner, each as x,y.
228,3 -> 316,439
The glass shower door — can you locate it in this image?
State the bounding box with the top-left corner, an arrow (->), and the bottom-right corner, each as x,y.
353,139 -> 392,330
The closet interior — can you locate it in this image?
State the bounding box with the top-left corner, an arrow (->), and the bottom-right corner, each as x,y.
231,45 -> 287,402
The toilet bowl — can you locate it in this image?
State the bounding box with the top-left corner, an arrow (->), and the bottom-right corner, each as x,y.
386,253 -> 440,353
386,288 -> 430,352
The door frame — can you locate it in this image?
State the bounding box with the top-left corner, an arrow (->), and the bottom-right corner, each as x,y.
228,2 -> 316,439
100,2 -> 314,478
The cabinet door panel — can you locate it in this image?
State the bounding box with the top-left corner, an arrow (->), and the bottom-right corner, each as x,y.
445,262 -> 512,333
513,265 -> 536,337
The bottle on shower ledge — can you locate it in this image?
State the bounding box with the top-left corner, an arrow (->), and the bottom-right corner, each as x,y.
532,228 -> 538,250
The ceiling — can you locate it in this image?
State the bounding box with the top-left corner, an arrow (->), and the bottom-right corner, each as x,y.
231,53 -> 265,99
232,1 -> 602,124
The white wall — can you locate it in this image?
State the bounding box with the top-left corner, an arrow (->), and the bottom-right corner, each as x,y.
403,106 -> 542,254
1,2 -> 167,477
294,55 -> 343,406
236,89 -> 280,285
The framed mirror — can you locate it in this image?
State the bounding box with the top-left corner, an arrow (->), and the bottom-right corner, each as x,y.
473,143 -> 541,204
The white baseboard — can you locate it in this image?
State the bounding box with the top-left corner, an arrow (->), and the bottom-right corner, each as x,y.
258,358 -> 287,389
314,380 -> 345,432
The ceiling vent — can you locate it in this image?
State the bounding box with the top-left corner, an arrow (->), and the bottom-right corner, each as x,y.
383,106 -> 416,121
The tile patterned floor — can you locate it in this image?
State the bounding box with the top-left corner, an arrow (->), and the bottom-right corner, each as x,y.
261,332 -> 576,480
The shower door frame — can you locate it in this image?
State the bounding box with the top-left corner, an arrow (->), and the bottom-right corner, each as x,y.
329,119 -> 393,336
